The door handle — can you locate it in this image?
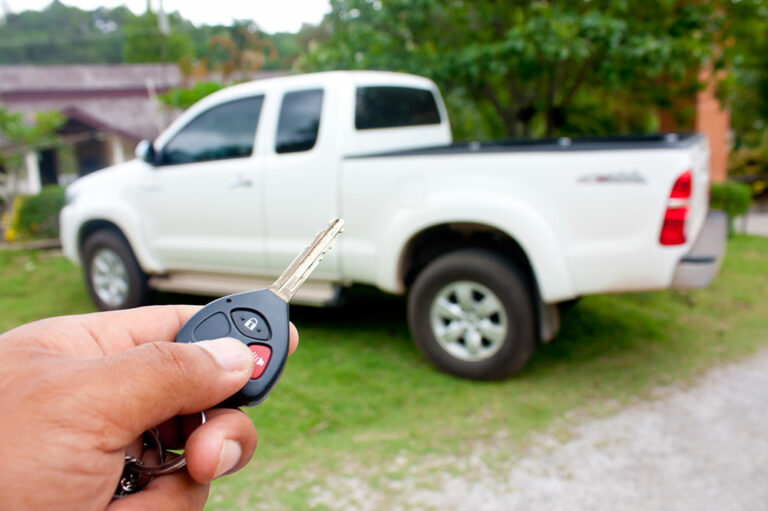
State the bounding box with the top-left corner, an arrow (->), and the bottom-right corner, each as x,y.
227,176 -> 253,188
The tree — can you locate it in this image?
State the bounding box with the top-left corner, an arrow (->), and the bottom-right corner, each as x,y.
300,0 -> 757,140
0,3 -> 305,71
157,81 -> 225,110
0,107 -> 64,205
208,22 -> 277,82
0,1 -> 131,64
726,1 -> 768,148
122,5 -> 194,63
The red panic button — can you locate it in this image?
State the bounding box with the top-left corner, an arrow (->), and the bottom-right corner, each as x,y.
248,345 -> 272,379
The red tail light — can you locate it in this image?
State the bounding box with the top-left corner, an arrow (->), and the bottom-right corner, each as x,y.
669,170 -> 692,199
660,170 -> 692,246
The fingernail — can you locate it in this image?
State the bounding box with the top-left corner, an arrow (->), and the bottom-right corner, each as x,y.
214,439 -> 242,479
197,338 -> 251,372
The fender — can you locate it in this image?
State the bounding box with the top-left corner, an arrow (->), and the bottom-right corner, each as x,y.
376,192 -> 576,303
67,199 -> 165,274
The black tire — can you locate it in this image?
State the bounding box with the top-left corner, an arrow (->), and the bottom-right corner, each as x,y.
558,297 -> 582,313
82,229 -> 149,310
407,249 -> 537,380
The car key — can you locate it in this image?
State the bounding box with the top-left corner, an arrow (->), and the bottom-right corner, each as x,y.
175,217 -> 345,407
114,218 -> 344,499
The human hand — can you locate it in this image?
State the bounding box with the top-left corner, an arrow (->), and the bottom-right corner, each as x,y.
0,305 -> 299,511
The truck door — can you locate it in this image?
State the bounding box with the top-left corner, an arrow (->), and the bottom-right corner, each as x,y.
262,86 -> 341,280
133,95 -> 268,274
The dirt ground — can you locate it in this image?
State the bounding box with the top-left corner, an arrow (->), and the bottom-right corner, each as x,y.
309,350 -> 768,510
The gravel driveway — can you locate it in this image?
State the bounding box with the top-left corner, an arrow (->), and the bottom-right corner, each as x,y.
738,212 -> 768,237
310,351 -> 768,510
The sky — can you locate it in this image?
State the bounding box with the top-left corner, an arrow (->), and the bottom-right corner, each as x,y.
3,0 -> 332,33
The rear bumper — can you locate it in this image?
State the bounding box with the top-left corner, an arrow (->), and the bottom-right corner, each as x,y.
672,210 -> 728,289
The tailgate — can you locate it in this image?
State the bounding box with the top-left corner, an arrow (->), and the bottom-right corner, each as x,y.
685,134 -> 712,243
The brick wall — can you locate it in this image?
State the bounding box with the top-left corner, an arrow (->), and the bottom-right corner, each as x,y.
658,67 -> 730,184
695,68 -> 730,183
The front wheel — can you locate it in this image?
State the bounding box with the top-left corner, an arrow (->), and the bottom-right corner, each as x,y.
407,249 -> 537,380
82,229 -> 149,310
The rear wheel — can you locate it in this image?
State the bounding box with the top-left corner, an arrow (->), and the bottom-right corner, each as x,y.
408,249 -> 537,380
82,229 -> 149,310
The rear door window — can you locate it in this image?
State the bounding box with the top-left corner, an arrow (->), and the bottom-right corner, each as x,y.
275,89 -> 324,154
160,96 -> 264,165
355,86 -> 441,130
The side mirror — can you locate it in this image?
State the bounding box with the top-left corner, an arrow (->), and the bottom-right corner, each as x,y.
135,140 -> 157,165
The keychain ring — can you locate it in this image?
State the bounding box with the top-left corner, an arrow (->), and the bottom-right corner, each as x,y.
130,411 -> 207,476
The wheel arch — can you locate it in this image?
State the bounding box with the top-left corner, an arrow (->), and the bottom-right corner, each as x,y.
78,219 -> 127,259
80,224 -> 151,310
396,221 -> 566,343
392,213 -> 575,303
399,222 -> 537,293
374,192 -> 576,303
74,212 -> 163,274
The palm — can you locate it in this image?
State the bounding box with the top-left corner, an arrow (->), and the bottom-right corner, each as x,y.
0,306 -> 201,510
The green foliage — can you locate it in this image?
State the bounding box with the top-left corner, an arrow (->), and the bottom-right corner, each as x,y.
0,3 -> 306,70
0,106 -> 63,238
710,182 -> 753,218
0,107 -> 64,186
727,3 -> 768,148
711,181 -> 753,235
122,9 -> 194,63
157,81 -> 225,110
5,185 -> 66,241
0,108 -> 64,153
266,32 -> 303,70
729,144 -> 768,197
300,0 -> 756,140
0,1 -> 130,64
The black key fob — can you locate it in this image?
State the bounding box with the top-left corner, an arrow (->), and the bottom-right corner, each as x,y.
174,218 -> 344,408
175,289 -> 289,408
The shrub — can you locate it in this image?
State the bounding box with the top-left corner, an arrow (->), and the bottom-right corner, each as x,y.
3,185 -> 65,242
710,181 -> 753,235
158,81 -> 225,110
729,147 -> 768,197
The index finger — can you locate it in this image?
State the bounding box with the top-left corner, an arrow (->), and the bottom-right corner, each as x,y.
74,305 -> 299,355
77,305 -> 203,353
0,305 -> 204,356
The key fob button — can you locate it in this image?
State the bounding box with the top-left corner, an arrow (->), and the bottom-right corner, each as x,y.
249,345 -> 272,379
231,309 -> 271,340
192,312 -> 231,341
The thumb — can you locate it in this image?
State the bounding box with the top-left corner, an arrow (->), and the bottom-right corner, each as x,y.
83,338 -> 254,449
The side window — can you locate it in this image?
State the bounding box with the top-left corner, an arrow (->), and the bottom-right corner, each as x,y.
355,86 -> 441,130
160,96 -> 264,165
275,89 -> 324,154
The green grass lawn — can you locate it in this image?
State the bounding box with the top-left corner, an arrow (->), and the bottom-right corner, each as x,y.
2,236 -> 768,510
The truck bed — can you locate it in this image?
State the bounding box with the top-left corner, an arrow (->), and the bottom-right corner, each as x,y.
340,130 -> 711,301
351,132 -> 704,158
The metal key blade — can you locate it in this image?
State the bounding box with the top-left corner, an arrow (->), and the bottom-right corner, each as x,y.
269,218 -> 345,302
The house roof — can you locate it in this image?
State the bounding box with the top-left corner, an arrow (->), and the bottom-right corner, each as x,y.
0,64 -> 183,94
0,64 -> 182,142
0,64 -> 287,142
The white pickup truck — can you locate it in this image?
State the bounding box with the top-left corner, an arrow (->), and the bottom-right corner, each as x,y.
61,70 -> 727,380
